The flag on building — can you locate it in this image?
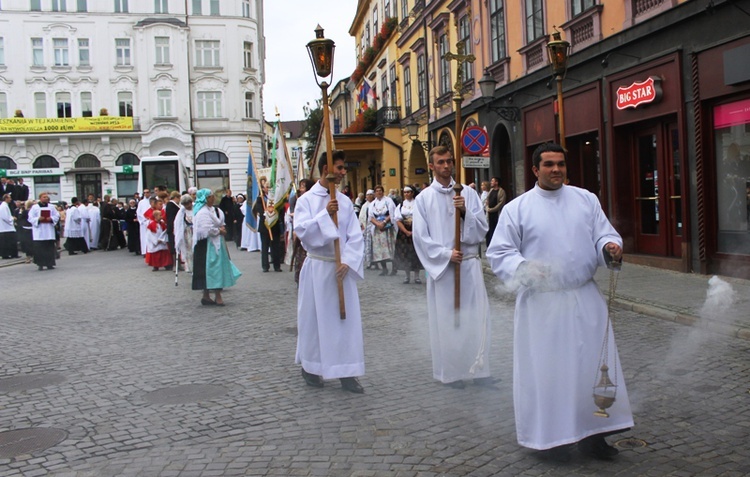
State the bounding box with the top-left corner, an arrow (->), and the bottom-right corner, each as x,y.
358,80 -> 372,113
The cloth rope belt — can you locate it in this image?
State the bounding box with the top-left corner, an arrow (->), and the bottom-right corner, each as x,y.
307,253 -> 336,262
462,254 -> 479,260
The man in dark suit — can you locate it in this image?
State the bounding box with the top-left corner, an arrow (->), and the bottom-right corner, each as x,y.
165,191 -> 181,271
15,178 -> 29,202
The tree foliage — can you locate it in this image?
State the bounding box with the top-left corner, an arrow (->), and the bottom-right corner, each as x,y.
302,100 -> 323,166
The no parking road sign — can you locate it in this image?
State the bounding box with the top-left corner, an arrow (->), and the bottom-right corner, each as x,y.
461,126 -> 489,155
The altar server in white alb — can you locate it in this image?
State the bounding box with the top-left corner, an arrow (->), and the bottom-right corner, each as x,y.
293,151 -> 366,394
486,142 -> 633,462
412,145 -> 493,389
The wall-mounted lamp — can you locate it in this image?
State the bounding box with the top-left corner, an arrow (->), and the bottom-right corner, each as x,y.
404,117 -> 432,151
601,51 -> 640,69
478,68 -> 521,122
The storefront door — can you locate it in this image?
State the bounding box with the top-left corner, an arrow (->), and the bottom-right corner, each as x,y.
76,173 -> 101,201
633,123 -> 682,257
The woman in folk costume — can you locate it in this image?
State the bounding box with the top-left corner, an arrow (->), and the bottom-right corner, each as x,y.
368,185 -> 397,275
393,186 -> 423,284
192,189 -> 242,306
359,189 -> 375,269
173,194 -> 194,273
144,209 -> 172,271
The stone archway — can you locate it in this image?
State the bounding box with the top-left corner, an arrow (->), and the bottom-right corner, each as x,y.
491,123 -> 514,199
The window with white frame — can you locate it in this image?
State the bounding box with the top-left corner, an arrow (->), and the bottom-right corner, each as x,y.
403,66 -> 411,115
459,14 -> 473,82
244,92 -> 254,118
417,54 -> 426,108
78,38 -> 90,66
373,7 -> 379,38
77,0 -> 86,11
115,38 -> 131,66
34,92 -> 46,117
0,93 -> 7,118
56,92 -> 71,118
439,34 -> 450,95
53,38 -> 69,66
155,37 -> 170,64
32,38 -> 44,66
381,72 -> 388,106
385,0 -> 390,18
114,0 -> 128,13
30,0 -> 41,11
52,0 -> 67,12
154,0 -> 167,14
80,91 -> 92,117
197,91 -> 222,118
572,0 -> 595,16
401,0 -> 408,20
192,0 -> 201,14
0,38 -> 4,66
243,41 -> 253,69
365,23 -> 370,48
389,64 -> 397,106
118,91 -> 133,116
157,89 -> 172,117
490,0 -> 506,63
525,0 -> 544,42
242,0 -> 251,18
209,0 -> 218,15
195,40 -> 220,67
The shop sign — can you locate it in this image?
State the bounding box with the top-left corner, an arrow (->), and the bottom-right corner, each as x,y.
5,168 -> 63,177
616,77 -> 662,110
415,168 -> 427,174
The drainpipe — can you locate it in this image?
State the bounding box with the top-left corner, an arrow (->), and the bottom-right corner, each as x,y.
184,0 -> 197,187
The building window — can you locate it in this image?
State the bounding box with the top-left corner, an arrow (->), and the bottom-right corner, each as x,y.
118,91 -> 133,116
116,152 -> 140,166
197,91 -> 222,118
115,38 -> 131,66
32,38 -> 44,66
56,92 -> 72,118
458,14 -> 473,82
34,156 -> 61,200
197,169 -> 229,191
244,92 -> 254,118
77,0 -> 86,12
155,36 -> 170,65
156,89 -> 172,117
78,38 -> 90,66
80,91 -> 92,117
0,93 -> 7,118
572,0 -> 595,16
116,173 -> 138,199
195,40 -> 220,67
417,54 -> 426,108
34,92 -> 46,117
490,0 -> 506,62
243,41 -> 253,69
52,0 -> 66,12
389,64 -> 397,106
242,0 -> 251,18
373,7 -> 379,40
439,34 -> 450,95
75,154 -> 100,168
192,0 -> 201,14
31,0 -> 41,11
526,0 -> 544,42
0,38 -> 4,66
385,0 -> 391,18
114,0 -> 128,13
196,151 -> 229,164
381,72 -> 389,106
209,0 -> 218,15
401,0 -> 408,21
53,38 -> 69,66
403,66 -> 411,115
154,0 -> 167,14
0,156 -> 16,170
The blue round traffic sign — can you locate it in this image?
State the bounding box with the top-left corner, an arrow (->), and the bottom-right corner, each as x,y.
461,127 -> 489,155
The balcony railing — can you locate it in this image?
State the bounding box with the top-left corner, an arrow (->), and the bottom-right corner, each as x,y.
376,106 -> 400,128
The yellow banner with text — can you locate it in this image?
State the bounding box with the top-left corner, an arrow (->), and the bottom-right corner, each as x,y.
0,116 -> 134,134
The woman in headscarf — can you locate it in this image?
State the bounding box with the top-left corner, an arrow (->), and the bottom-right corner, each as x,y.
192,189 -> 242,306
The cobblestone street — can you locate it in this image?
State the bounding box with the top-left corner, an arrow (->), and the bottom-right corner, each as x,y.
1,248 -> 749,476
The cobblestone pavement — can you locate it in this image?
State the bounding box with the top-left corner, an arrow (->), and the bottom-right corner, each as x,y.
1,248 -> 749,476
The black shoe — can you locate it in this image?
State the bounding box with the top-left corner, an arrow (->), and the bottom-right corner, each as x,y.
538,445 -> 573,463
274,268 -> 282,272
578,435 -> 619,460
201,298 -> 216,306
301,369 -> 324,388
263,269 -> 269,272
68,252 -> 78,255
340,377 -> 364,394
38,266 -> 44,271
473,377 -> 499,387
445,380 -> 465,389
47,266 -> 55,270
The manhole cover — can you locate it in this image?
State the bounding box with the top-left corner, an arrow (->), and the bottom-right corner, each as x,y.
615,438 -> 648,449
0,374 -> 66,393
143,384 -> 228,404
0,428 -> 68,458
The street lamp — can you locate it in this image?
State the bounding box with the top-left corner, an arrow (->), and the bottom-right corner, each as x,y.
306,25 -> 346,320
478,69 -> 521,122
404,117 -> 431,151
546,30 -> 570,148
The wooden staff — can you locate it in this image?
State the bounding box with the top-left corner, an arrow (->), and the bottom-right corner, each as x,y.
247,139 -> 272,240
321,85 -> 346,320
453,182 -> 463,327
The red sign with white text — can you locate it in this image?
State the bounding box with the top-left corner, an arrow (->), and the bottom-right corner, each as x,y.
616,77 -> 662,110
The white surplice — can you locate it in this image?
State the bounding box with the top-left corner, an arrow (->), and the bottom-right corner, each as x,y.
293,181 -> 365,379
486,184 -> 634,450
412,179 -> 492,383
87,204 -> 100,248
240,202 -> 261,251
78,204 -> 92,246
28,204 -> 59,241
63,206 -> 84,238
136,198 -> 151,255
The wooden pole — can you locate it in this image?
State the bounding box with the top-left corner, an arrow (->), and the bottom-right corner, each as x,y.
556,74 -> 566,149
453,182 -> 463,327
321,83 -> 346,320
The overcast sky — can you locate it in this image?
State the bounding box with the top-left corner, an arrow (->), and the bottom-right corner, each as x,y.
263,1 -> 358,122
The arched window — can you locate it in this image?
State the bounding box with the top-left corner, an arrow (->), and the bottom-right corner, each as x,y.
0,156 -> 17,170
116,153 -> 140,166
75,154 -> 100,168
159,150 -> 177,156
34,155 -> 60,168
196,150 -> 228,164
439,131 -> 453,153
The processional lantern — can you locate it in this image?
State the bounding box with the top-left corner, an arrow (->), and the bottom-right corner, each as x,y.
306,25 -> 335,85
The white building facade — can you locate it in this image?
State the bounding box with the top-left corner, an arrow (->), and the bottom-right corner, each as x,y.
0,0 -> 265,202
